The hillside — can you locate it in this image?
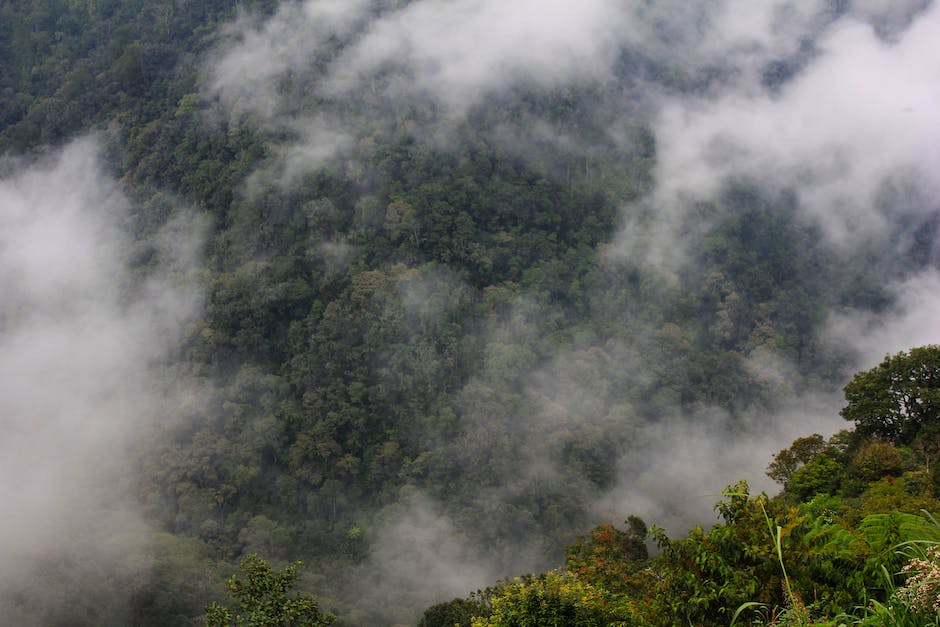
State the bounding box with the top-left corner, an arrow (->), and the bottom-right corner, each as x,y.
420,347 -> 940,625
1,1 -> 938,625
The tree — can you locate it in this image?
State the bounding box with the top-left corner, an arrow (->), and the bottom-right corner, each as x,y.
851,441 -> 906,482
418,596 -> 490,627
785,455 -> 844,500
841,346 -> 940,444
564,517 -> 648,594
469,571 -> 624,627
766,434 -> 827,484
205,554 -> 334,626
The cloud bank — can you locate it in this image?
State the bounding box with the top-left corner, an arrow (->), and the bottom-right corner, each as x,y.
645,2 -> 940,256
0,138 -> 205,623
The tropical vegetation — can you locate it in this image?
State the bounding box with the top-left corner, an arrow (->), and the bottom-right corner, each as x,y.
1,1 -> 938,625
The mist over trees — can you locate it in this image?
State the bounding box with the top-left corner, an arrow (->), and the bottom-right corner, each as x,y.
1,0 -> 939,625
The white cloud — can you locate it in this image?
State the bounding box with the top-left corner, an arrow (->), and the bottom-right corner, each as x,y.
641,2 -> 940,262
827,269 -> 940,369
205,0 -> 371,120
0,137 -> 205,621
349,492 -> 497,624
323,0 -> 631,110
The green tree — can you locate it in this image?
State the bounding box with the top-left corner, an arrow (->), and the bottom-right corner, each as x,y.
841,346 -> 940,444
205,554 -> 334,627
470,571 -> 627,627
785,455 -> 844,501
564,517 -> 648,594
851,441 -> 906,482
418,595 -> 490,627
766,433 -> 828,484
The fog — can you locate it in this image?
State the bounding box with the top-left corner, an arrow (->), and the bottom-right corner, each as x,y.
197,0 -> 940,622
644,2 -> 940,263
0,138 -> 205,623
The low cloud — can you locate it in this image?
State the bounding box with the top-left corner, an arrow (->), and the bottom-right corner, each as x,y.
593,393 -> 846,536
204,0 -> 371,122
347,491 -> 497,625
0,138 -> 205,623
826,268 -> 940,369
321,0 -> 631,113
624,1 -> 940,267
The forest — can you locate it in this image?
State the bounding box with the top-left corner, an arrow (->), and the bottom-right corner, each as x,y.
1,1 -> 939,625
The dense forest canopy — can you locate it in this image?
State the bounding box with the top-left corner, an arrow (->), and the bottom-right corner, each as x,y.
1,0 -> 939,625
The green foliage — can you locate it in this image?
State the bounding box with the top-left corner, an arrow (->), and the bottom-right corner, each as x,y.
205,554 -> 334,627
646,483 -> 794,624
6,0 -> 940,622
768,434 -> 829,484
564,517 -> 649,594
842,346 -> 940,444
852,441 -> 907,482
418,594 -> 491,627
440,443 -> 940,626
469,571 -> 630,627
786,455 -> 845,501
831,513 -> 940,626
